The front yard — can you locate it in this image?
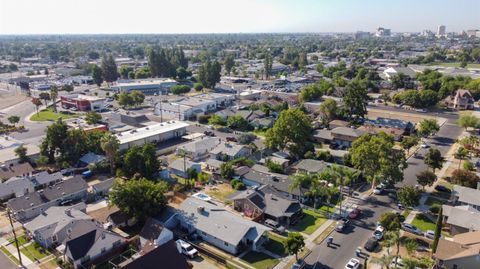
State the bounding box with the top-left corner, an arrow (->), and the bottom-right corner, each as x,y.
411,213 -> 436,232
21,242 -> 51,261
263,233 -> 287,257
241,251 -> 279,269
292,209 -> 327,235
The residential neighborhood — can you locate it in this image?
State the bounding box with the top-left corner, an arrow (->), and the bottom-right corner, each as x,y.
0,1 -> 480,269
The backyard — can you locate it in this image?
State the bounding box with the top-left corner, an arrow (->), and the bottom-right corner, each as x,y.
241,251 -> 279,269
205,183 -> 235,202
411,213 -> 436,232
292,209 -> 327,235
30,107 -> 79,121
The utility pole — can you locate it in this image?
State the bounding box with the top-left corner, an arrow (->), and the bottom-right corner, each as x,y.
7,210 -> 23,267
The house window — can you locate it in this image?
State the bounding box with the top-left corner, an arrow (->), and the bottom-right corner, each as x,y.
52,235 -> 57,242
224,242 -> 229,247
202,232 -> 207,236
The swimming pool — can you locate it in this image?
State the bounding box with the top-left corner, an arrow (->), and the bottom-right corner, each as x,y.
192,192 -> 212,201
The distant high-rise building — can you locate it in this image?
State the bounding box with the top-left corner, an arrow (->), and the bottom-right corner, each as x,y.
437,25 -> 446,37
354,31 -> 371,40
375,27 -> 391,37
420,29 -> 434,37
466,29 -> 480,38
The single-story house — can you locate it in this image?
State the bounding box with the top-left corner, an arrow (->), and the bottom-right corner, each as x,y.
229,185 -> 303,227
174,197 -> 270,255
168,159 -> 202,179
176,137 -> 222,161
91,178 -> 115,197
31,171 -> 63,188
120,240 -> 190,269
7,176 -> 88,221
442,205 -> 480,235
330,127 -> 366,148
78,153 -> 106,168
63,220 -> 126,269
293,159 -> 329,174
0,176 -> 34,201
434,231 -> 480,269
24,203 -> 91,248
139,218 -> 173,248
364,117 -> 415,135
451,185 -> 480,211
0,163 -> 34,181
210,142 -> 252,161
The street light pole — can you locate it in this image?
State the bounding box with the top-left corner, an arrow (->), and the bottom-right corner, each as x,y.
7,210 -> 23,267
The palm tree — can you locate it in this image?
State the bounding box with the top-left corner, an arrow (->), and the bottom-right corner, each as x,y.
384,230 -> 401,265
50,85 -> 59,112
371,254 -> 393,269
290,172 -> 312,202
330,165 -> 359,216
100,133 -> 120,175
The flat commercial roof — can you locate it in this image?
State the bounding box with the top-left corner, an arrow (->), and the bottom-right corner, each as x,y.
114,79 -> 176,87
115,121 -> 189,145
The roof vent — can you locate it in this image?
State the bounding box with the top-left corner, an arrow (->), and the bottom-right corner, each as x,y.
197,206 -> 205,213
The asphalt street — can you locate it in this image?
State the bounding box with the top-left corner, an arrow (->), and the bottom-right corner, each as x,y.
305,194 -> 396,269
0,251 -> 16,269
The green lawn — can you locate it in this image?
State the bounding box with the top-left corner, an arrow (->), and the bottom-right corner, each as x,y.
411,213 -> 436,232
241,251 -> 279,269
428,62 -> 480,68
30,108 -> 79,121
253,129 -> 268,138
263,233 -> 287,257
292,209 -> 327,235
0,246 -> 20,265
425,196 -> 443,206
8,234 -> 28,246
21,243 -> 51,261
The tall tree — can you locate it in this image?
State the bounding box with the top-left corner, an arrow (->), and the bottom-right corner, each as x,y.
40,119 -> 68,163
401,136 -> 420,155
266,108 -> 312,158
319,99 -> 337,122
284,232 -> 305,261
39,92 -> 50,106
85,111 -> 102,125
431,207 -> 443,253
50,85 -> 58,112
264,53 -> 273,79
101,54 -> 119,84
101,133 -> 119,175
224,54 -> 235,75
424,148 -> 444,173
31,98 -> 42,116
416,170 -> 437,190
350,133 -> 407,189
343,79 -> 368,120
458,114 -> 479,131
109,178 -> 168,222
417,119 -> 440,137
14,145 -> 29,163
91,64 -> 103,86
397,186 -> 421,208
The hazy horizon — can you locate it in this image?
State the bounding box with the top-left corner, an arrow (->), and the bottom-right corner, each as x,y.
1,0 -> 479,35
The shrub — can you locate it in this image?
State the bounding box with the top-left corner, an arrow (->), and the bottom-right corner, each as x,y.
198,115 -> 211,124
194,82 -> 204,91
429,204 -> 441,214
171,85 -> 191,95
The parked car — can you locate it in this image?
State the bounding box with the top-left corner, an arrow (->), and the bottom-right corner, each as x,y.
217,127 -> 233,133
415,108 -> 427,113
401,223 -> 423,235
373,185 -> 384,195
420,143 -> 429,148
204,130 -> 215,137
291,259 -> 306,269
264,219 -> 286,234
345,258 -> 361,269
435,185 -> 451,193
348,208 -> 361,219
176,239 -> 198,259
226,136 -> 237,142
373,226 -> 385,240
363,237 -> 379,252
424,230 -> 435,239
336,218 -> 350,232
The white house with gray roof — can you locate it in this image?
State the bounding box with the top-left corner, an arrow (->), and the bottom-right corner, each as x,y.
0,176 -> 34,201
210,142 -> 251,161
451,185 -> 480,210
176,137 -> 222,161
24,203 -> 91,248
442,204 -> 480,235
174,197 -> 270,255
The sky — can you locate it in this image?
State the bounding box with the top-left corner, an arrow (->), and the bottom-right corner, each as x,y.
0,0 -> 478,35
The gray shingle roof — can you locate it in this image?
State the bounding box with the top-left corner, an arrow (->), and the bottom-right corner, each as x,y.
453,185 -> 480,206
178,197 -> 270,247
210,143 -> 248,157
331,127 -> 366,138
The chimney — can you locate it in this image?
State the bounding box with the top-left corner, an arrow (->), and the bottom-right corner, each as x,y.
197,206 -> 205,213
